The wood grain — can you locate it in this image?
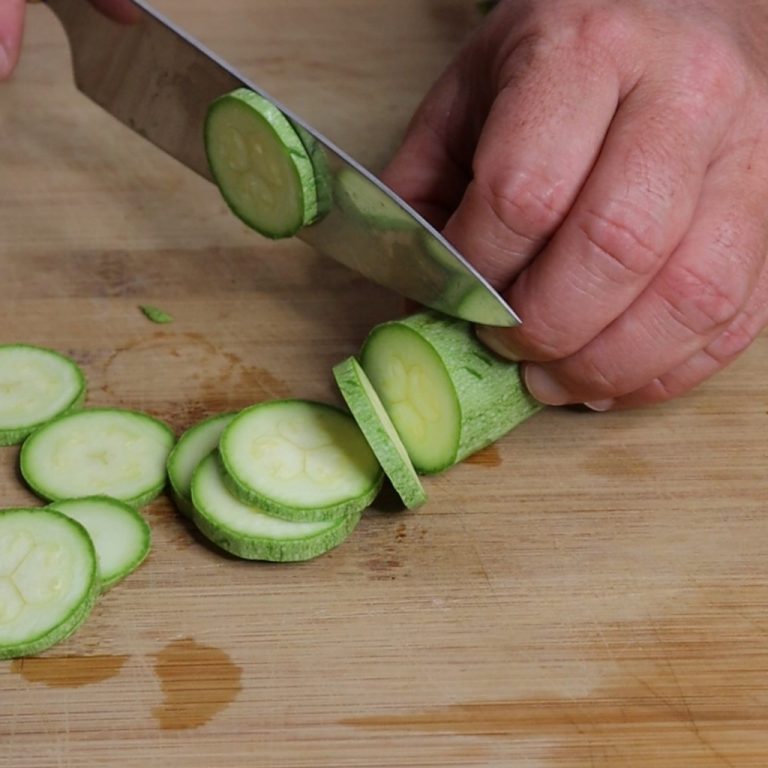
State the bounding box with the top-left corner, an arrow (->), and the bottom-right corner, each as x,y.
1,2 -> 768,766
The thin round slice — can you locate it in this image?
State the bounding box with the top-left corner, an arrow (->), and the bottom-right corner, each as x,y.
0,508 -> 99,660
360,311 -> 542,474
167,412 -> 238,518
205,87 -> 318,238
192,452 -> 360,561
0,344 -> 85,446
220,399 -> 383,521
333,357 -> 426,509
48,497 -> 151,590
20,408 -> 175,506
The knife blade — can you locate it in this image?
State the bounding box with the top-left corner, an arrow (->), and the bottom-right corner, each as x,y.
44,0 -> 520,327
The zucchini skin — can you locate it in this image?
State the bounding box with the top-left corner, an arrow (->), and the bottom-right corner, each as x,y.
333,357 -> 426,510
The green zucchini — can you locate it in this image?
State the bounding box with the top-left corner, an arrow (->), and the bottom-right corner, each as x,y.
360,311 -> 542,474
48,497 -> 151,591
219,399 -> 383,521
20,408 -> 175,507
139,305 -> 174,324
205,88 -> 319,238
0,344 -> 85,446
166,412 -> 237,518
191,452 -> 361,561
0,508 -> 99,660
333,357 -> 426,509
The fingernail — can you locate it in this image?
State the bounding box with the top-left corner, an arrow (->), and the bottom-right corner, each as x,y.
523,365 -> 572,406
583,399 -> 615,412
475,326 -> 522,361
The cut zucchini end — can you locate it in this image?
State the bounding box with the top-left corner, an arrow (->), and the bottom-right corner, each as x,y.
0,508 -> 99,660
220,399 -> 383,521
205,88 -> 318,239
20,408 -> 175,506
333,357 -> 427,510
48,496 -> 151,591
360,323 -> 460,474
0,344 -> 86,447
191,452 -> 361,561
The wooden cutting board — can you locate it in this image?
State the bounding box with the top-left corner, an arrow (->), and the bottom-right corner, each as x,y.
1,2 -> 767,766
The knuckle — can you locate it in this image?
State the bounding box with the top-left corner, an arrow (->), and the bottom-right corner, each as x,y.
573,5 -> 633,52
705,316 -> 759,361
661,264 -> 747,337
578,353 -> 625,398
475,170 -> 568,246
515,316 -> 577,362
578,203 -> 665,281
674,33 -> 747,114
646,375 -> 682,404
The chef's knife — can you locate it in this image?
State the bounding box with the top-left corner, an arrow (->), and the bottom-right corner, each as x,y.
41,0 -> 520,327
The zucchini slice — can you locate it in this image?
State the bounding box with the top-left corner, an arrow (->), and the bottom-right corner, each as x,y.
48,497 -> 151,591
191,452 -> 361,561
333,357 -> 426,509
360,311 -> 542,474
0,508 -> 99,660
205,88 -> 319,238
220,399 -> 383,521
0,344 -> 85,446
20,408 -> 175,507
167,412 -> 237,518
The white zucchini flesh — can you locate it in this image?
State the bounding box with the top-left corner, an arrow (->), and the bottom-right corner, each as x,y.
166,412 -> 237,518
361,323 -> 460,473
361,311 -> 543,474
20,408 -> 175,507
0,508 -> 98,660
0,344 -> 85,446
48,497 -> 151,591
191,453 -> 361,561
220,400 -> 383,521
205,88 -> 318,238
333,357 -> 426,510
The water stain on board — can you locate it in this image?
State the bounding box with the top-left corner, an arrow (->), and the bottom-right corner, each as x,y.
582,446 -> 654,479
464,444 -> 502,468
152,638 -> 242,730
11,654 -> 128,687
99,331 -> 290,426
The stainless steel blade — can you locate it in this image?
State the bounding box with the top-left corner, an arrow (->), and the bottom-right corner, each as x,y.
44,0 -> 520,327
